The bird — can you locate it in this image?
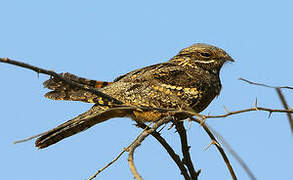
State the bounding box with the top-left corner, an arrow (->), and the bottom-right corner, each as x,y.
35,43 -> 234,149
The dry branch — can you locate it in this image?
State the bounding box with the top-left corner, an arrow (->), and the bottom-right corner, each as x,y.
88,149 -> 127,180
204,106 -> 293,119
240,77 -> 293,133
239,78 -> 293,90
275,88 -> 293,133
127,117 -> 172,179
190,117 -> 237,180
0,58 -> 122,104
174,121 -> 199,179
135,122 -> 190,179
88,123 -> 152,180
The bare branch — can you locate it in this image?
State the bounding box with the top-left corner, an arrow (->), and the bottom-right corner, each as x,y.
88,148 -> 127,180
13,132 -> 47,144
128,117 -> 172,180
209,127 -> 257,180
88,124 -> 151,180
190,117 -> 237,180
174,121 -> 199,180
239,78 -> 293,90
205,106 -> 293,119
275,88 -> 293,133
0,58 -> 122,104
240,78 -> 293,134
135,122 -> 191,179
14,105 -> 293,146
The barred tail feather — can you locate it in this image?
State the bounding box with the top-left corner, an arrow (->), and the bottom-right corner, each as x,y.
35,106 -> 129,149
44,90 -> 99,103
43,72 -> 113,103
43,72 -> 112,90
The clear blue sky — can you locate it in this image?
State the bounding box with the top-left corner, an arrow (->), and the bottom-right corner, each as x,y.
1,0 -> 293,179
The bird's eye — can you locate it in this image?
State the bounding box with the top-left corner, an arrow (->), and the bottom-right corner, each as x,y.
200,52 -> 211,58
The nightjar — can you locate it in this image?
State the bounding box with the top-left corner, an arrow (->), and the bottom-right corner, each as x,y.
35,43 -> 234,149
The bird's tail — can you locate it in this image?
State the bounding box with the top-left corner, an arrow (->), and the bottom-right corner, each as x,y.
35,105 -> 130,149
43,72 -> 113,103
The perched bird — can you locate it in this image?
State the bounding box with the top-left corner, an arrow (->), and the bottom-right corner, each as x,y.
35,43 -> 234,149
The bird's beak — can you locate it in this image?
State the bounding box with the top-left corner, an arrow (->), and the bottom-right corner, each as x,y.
228,58 -> 234,62
225,55 -> 234,62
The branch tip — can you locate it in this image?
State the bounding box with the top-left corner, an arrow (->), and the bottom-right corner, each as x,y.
268,112 -> 272,119
224,106 -> 230,113
204,141 -> 213,150
254,98 -> 259,110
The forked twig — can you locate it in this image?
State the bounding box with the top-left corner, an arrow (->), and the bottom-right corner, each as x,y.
128,117 -> 172,180
190,117 -> 237,180
135,122 -> 190,179
88,124 -> 150,180
240,77 -> 293,133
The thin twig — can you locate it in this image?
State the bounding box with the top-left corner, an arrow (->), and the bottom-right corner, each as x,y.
136,122 -> 191,180
239,78 -> 293,90
174,121 -> 199,180
209,127 -> 256,180
88,149 -> 126,180
13,132 -> 47,144
88,124 -> 150,180
205,106 -> 293,119
190,117 -> 237,180
276,88 -> 293,134
0,58 -> 122,104
240,78 -> 293,134
128,117 -> 172,180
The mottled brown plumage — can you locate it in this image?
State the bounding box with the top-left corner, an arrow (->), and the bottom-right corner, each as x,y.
35,43 -> 234,149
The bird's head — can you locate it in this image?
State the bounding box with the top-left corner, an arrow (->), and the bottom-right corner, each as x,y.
170,43 -> 234,73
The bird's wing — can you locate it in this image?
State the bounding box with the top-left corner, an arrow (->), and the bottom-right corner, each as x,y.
103,63 -> 204,110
